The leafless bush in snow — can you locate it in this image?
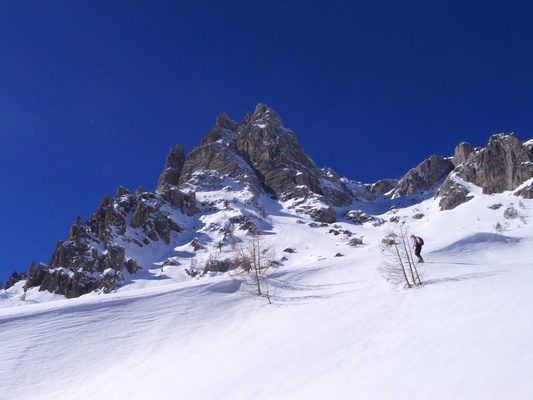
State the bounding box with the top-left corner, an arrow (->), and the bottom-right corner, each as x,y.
231,228 -> 275,303
379,225 -> 423,288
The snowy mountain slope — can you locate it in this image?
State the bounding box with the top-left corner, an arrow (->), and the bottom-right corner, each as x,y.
1,106 -> 532,398
1,184 -> 532,400
4,106 -> 532,301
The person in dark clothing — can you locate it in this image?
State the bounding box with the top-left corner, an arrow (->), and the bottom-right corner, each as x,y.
411,235 -> 424,263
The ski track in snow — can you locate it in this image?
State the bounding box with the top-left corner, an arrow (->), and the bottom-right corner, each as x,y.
1,190 -> 533,400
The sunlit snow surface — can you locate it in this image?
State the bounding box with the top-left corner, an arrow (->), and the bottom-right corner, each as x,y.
1,182 -> 532,400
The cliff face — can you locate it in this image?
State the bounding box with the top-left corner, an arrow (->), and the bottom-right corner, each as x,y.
389,155 -> 455,199
457,134 -> 533,194
20,104 -> 533,298
436,134 -> 533,210
174,104 -> 353,206
25,186 -> 196,298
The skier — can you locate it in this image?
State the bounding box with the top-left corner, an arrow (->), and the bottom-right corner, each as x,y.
411,235 -> 424,263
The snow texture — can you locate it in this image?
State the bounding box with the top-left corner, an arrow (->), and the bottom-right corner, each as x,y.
1,185 -> 532,400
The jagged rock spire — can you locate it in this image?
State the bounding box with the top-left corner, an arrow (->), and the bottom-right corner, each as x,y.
157,144 -> 185,192
452,142 -> 475,166
177,103 -> 352,208
246,103 -> 284,127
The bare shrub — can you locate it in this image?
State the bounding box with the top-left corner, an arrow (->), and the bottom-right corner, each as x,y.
494,221 -> 510,232
504,205 -> 519,220
185,259 -> 199,278
231,229 -> 275,303
379,225 -> 423,288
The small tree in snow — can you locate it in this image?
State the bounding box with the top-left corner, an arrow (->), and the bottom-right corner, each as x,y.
379,225 -> 423,288
232,228 -> 275,303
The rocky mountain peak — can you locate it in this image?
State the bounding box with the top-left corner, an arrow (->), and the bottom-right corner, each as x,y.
13,104 -> 533,300
215,112 -> 238,131
246,103 -> 284,128
175,104 -> 352,210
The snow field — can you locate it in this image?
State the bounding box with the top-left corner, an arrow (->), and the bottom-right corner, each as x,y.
1,188 -> 532,399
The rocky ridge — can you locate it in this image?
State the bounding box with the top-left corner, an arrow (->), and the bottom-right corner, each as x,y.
436,133 -> 533,209
12,104 -> 533,297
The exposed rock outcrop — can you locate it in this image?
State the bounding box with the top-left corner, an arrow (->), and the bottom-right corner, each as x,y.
179,103 -> 352,215
24,188 -> 183,297
157,144 -> 185,192
234,104 -> 324,201
434,177 -> 471,211
515,184 -> 533,198
390,155 -> 454,198
452,142 -> 476,166
457,133 -> 533,194
435,133 -> 533,210
4,271 -> 28,290
370,179 -> 398,196
178,113 -> 262,197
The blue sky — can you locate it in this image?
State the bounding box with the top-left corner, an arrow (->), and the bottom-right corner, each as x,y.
1,1 -> 532,284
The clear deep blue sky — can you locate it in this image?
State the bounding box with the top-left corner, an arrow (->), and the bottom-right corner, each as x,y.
1,1 -> 532,283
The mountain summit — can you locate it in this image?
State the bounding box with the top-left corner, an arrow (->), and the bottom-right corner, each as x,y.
6,104 -> 533,298
160,103 -> 353,208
